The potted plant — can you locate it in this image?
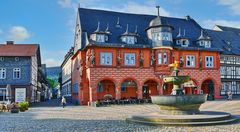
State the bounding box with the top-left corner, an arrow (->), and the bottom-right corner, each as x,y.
18,102 -> 28,112
10,102 -> 19,113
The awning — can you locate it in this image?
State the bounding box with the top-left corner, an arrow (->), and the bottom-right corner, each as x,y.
182,80 -> 197,88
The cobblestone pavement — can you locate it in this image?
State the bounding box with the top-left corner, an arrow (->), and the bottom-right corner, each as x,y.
0,100 -> 240,132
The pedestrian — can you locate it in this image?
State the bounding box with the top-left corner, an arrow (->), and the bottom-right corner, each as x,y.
227,90 -> 232,100
61,96 -> 66,108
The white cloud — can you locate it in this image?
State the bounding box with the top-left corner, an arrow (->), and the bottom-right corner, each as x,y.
42,58 -> 62,67
75,1 -> 171,16
41,50 -> 67,67
8,26 -> 31,41
60,0 -> 172,32
217,0 -> 240,15
202,19 -> 240,29
118,2 -> 170,16
58,0 -> 73,8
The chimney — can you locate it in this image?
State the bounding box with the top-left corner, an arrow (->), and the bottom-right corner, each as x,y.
185,15 -> 191,20
6,41 -> 14,45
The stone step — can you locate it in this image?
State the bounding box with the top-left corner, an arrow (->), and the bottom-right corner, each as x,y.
126,117 -> 237,126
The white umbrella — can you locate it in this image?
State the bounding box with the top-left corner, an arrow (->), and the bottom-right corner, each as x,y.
6,84 -> 11,103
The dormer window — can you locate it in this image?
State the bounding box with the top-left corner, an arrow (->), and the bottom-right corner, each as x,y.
176,40 -> 181,45
121,24 -> 138,44
199,41 -> 204,46
197,30 -> 211,48
91,22 -> 109,43
96,34 -> 105,42
121,36 -> 136,44
205,41 -> 211,48
182,40 -> 189,47
175,28 -> 189,47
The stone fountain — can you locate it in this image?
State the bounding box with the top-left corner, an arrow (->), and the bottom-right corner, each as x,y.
127,61 -> 236,125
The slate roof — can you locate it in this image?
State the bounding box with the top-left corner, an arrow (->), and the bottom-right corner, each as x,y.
78,8 -> 221,52
215,25 -> 240,35
205,29 -> 240,55
0,44 -> 39,56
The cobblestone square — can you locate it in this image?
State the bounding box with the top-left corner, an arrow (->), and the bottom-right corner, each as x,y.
0,100 -> 240,132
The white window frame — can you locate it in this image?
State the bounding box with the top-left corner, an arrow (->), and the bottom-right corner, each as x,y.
176,40 -> 181,45
124,53 -> 136,66
181,40 -> 189,47
100,52 -> 112,65
96,34 -> 105,43
126,36 -> 135,44
0,68 -> 6,79
0,88 -> 7,101
163,53 -> 168,64
205,56 -> 214,68
158,53 -> 162,64
13,68 -> 21,79
205,41 -> 211,48
199,41 -> 204,46
186,55 -> 195,67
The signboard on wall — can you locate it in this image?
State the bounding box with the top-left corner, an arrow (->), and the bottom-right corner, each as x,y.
15,88 -> 26,102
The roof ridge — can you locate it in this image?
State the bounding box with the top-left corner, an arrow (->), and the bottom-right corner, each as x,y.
79,7 -> 187,20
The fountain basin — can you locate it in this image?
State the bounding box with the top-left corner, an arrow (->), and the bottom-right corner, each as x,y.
151,94 -> 207,115
163,76 -> 190,85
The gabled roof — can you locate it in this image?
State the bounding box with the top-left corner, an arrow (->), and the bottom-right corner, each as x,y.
79,8 -> 203,47
214,25 -> 240,35
205,29 -> 240,55
0,44 -> 39,56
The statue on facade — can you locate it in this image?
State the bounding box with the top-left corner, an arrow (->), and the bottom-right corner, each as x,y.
150,50 -> 155,66
90,49 -> 95,66
179,56 -> 184,68
117,50 -> 122,66
140,50 -> 144,67
199,56 -> 203,70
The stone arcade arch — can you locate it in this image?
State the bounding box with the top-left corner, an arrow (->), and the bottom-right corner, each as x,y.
142,80 -> 159,99
120,79 -> 138,99
96,80 -> 116,100
201,79 -> 215,100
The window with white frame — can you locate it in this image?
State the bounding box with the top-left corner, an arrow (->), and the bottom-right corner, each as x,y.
199,41 -> 204,46
121,36 -> 136,44
236,67 -> 240,77
181,40 -> 189,47
100,52 -> 112,65
152,32 -> 172,41
0,68 -> 6,79
237,82 -> 240,94
96,34 -> 105,42
205,56 -> 214,68
163,53 -> 167,64
0,88 -> 7,101
186,55 -> 195,67
0,57 -> 4,61
205,41 -> 211,48
158,53 -> 162,64
13,68 -> 21,79
124,53 -> 135,65
220,66 -> 226,76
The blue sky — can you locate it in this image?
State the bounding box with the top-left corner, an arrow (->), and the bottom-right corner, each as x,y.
1,0 -> 240,67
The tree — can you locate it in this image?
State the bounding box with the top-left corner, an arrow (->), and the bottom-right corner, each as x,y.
47,78 -> 58,88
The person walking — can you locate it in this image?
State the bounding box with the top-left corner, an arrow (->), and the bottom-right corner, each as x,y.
61,96 -> 66,108
227,90 -> 233,100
